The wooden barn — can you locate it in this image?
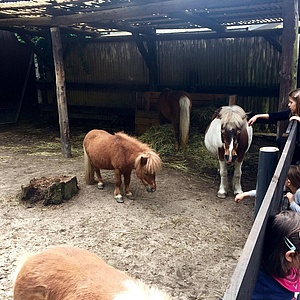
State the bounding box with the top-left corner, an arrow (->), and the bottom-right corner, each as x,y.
0,1 -> 297,141
0,0 -> 299,299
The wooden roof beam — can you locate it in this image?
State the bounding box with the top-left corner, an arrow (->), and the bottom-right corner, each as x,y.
0,0 -> 280,27
169,11 -> 226,32
264,35 -> 282,52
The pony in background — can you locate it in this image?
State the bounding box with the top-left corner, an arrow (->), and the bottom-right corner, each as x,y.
204,105 -> 253,198
13,245 -> 172,300
157,88 -> 192,151
83,129 -> 162,203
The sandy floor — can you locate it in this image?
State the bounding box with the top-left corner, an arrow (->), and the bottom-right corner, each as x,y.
0,123 -> 275,299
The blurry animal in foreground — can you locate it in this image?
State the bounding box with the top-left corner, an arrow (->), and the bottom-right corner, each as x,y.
204,105 -> 253,198
157,88 -> 192,151
83,129 -> 162,203
13,245 -> 172,300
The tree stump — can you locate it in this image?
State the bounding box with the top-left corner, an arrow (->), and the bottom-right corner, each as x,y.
19,175 -> 79,205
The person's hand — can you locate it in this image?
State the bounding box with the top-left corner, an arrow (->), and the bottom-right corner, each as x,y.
289,115 -> 300,123
286,192 -> 295,204
235,193 -> 245,203
248,115 -> 257,126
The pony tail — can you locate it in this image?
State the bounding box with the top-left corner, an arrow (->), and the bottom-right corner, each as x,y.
179,96 -> 191,151
83,146 -> 95,184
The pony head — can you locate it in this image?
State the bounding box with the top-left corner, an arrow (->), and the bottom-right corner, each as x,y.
135,151 -> 162,192
219,106 -> 248,165
221,124 -> 242,164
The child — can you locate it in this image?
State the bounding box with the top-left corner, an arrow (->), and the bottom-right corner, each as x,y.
248,88 -> 300,165
252,210 -> 300,299
235,165 -> 300,214
285,165 -> 300,213
234,189 -> 256,203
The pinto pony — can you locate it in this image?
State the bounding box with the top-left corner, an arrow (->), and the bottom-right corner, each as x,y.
83,129 -> 162,203
204,105 -> 253,198
157,88 -> 192,151
13,245 -> 172,300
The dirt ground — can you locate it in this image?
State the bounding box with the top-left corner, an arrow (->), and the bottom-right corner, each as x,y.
0,122 -> 276,300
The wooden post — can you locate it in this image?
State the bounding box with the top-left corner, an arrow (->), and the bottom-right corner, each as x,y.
50,27 -> 72,158
277,0 -> 299,138
134,32 -> 158,91
228,94 -> 237,106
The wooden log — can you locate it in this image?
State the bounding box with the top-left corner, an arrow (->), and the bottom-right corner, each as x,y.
19,175 -> 79,206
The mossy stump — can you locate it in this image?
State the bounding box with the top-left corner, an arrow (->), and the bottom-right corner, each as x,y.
19,175 -> 79,205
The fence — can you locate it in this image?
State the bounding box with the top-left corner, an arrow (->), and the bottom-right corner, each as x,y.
223,120 -> 298,299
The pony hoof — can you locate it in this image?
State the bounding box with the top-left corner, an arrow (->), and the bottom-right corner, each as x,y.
234,189 -> 243,195
125,193 -> 135,200
97,182 -> 104,189
217,193 -> 227,199
114,195 -> 124,203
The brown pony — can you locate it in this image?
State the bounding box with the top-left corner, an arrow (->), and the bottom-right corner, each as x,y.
83,129 -> 162,203
13,245 -> 172,300
157,88 -> 192,151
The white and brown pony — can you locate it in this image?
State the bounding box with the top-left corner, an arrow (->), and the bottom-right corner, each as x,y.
83,129 -> 162,203
204,105 -> 253,198
157,88 -> 192,152
13,245 -> 172,300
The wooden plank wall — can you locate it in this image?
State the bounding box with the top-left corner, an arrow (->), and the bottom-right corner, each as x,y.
223,120 -> 297,299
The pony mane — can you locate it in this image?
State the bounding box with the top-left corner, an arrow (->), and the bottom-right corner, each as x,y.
115,132 -> 151,151
114,132 -> 162,173
219,105 -> 247,129
135,151 -> 162,174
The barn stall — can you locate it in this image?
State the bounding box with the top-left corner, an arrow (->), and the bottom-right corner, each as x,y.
0,0 -> 299,299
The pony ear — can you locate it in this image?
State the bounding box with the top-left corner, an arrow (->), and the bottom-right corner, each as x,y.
140,156 -> 148,166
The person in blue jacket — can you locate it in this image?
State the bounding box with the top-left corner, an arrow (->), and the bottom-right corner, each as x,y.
248,88 -> 300,165
252,210 -> 300,300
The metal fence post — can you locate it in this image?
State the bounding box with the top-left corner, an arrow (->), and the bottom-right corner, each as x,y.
254,146 -> 279,218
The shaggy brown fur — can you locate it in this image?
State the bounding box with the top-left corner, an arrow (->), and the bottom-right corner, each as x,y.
13,246 -> 171,300
83,130 -> 162,202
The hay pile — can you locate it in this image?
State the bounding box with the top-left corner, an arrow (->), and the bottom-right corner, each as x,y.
140,124 -> 218,177
139,106 -> 220,179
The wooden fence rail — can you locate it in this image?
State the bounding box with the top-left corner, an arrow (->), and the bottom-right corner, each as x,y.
223,120 -> 298,300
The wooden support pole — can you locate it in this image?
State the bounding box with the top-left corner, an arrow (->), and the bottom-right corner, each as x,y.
278,0 -> 299,138
147,39 -> 158,91
50,27 -> 72,158
228,94 -> 237,106
134,32 -> 158,91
